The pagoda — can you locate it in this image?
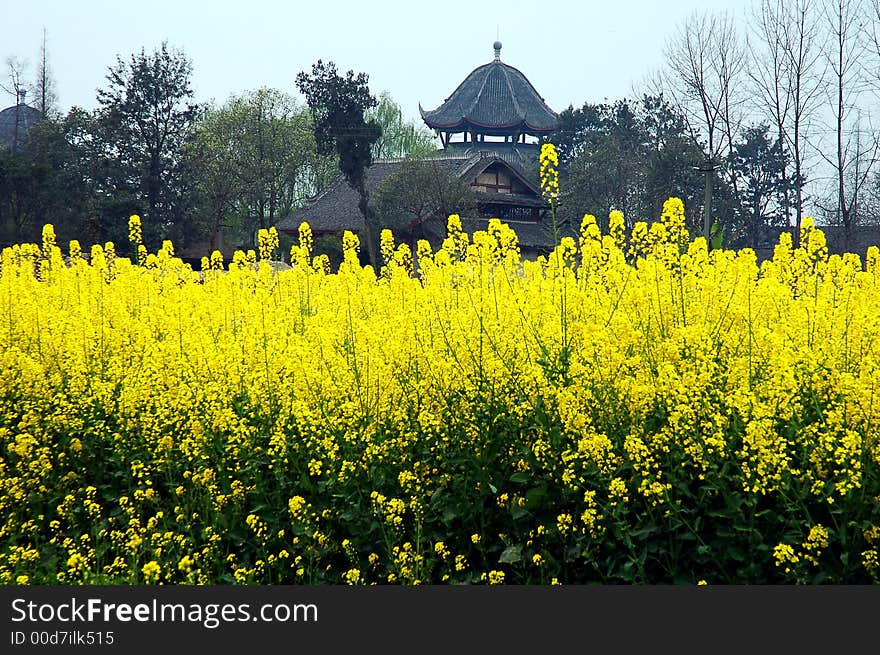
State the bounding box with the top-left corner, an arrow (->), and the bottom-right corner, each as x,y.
279,42 -> 564,261
420,42 -> 558,157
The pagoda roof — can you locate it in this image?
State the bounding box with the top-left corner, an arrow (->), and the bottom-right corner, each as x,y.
420,42 -> 558,135
0,104 -> 44,150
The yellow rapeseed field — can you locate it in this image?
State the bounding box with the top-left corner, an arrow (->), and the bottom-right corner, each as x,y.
1,149 -> 879,585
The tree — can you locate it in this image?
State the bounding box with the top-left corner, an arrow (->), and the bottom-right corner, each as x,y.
0,112 -> 95,247
818,0 -> 878,249
1,57 -> 30,154
96,41 -> 202,243
183,103 -> 244,250
368,91 -> 438,159
732,124 -> 794,247
780,0 -> 826,242
558,99 -> 648,227
640,94 -> 709,231
185,88 -> 337,249
34,29 -> 58,117
61,106 -> 141,247
375,158 -> 474,234
817,112 -> 880,235
1,56 -> 27,104
235,89 -> 325,231
748,0 -> 795,229
555,95 -> 707,232
748,0 -> 825,242
296,60 -> 383,267
662,11 -> 748,240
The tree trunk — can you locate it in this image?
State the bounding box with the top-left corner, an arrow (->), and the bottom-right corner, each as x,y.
356,180 -> 379,269
703,159 -> 714,246
149,152 -> 161,227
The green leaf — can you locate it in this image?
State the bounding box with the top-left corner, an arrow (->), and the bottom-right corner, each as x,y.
727,546 -> 747,563
510,503 -> 529,521
499,545 -> 522,564
525,485 -> 547,508
630,524 -> 659,540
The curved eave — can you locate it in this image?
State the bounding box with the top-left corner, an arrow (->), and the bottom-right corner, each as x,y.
422,117 -> 557,134
473,192 -> 549,209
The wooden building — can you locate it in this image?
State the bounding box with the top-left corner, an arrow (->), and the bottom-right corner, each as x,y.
278,42 -> 567,260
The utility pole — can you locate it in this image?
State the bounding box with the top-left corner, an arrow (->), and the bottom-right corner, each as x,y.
695,156 -> 720,247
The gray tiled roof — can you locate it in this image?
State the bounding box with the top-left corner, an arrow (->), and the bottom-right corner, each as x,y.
420,46 -> 558,134
278,154 -> 473,234
0,104 -> 44,150
446,144 -> 542,187
278,152 -> 547,236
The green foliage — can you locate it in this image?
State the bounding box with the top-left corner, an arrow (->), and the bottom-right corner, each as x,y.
555,95 -> 739,236
375,158 -> 474,232
0,109 -> 139,249
368,91 -> 439,160
732,123 -> 795,248
296,60 -> 383,266
0,119 -> 78,246
184,88 -> 336,249
295,61 -> 381,188
556,96 -> 703,230
96,41 -> 202,240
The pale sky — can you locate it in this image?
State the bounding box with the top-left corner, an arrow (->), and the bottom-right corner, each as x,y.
1,0 -> 751,121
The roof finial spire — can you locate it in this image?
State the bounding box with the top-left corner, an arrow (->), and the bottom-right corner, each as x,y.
493,40 -> 502,62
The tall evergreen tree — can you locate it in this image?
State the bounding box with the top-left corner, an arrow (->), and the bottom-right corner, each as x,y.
733,124 -> 794,248
296,60 -> 382,267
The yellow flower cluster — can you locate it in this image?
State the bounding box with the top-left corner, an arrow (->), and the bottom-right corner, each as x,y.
257,227 -> 280,261
539,142 -> 559,202
1,199 -> 879,584
128,214 -> 142,245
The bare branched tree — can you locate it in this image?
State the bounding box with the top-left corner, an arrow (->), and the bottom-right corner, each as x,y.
748,0 -> 825,243
0,56 -> 29,105
1,57 -> 30,153
817,0 -> 879,248
748,0 -> 794,227
869,0 -> 880,93
783,0 -> 827,240
34,28 -> 58,117
662,11 -> 747,238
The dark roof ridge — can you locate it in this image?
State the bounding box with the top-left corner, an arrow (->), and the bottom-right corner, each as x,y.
466,63 -> 495,120
374,153 -> 472,164
498,64 -> 525,122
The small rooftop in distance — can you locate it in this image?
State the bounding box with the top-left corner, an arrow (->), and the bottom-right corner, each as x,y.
0,103 -> 44,151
